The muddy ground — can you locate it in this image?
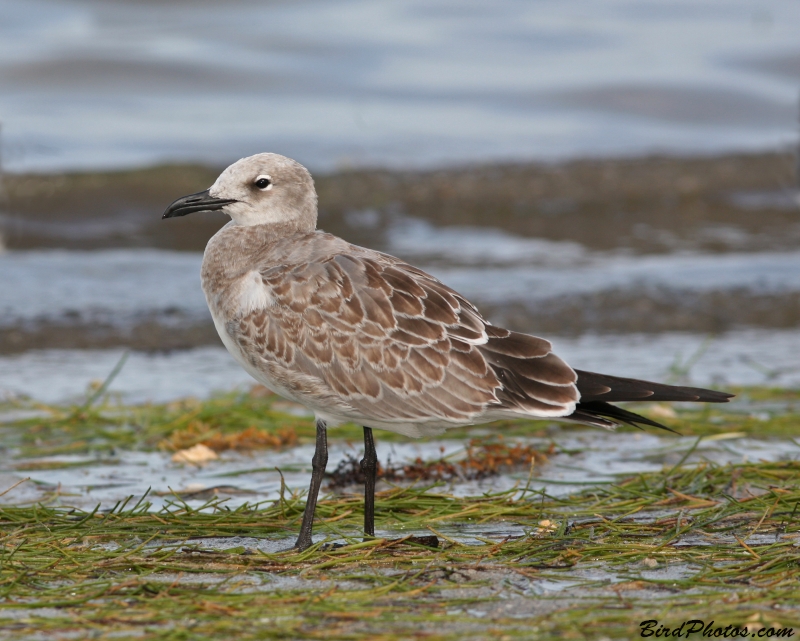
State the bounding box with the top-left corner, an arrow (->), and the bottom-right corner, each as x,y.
2,152 -> 798,254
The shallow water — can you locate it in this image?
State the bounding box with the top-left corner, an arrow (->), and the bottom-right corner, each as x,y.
0,0 -> 798,171
1,428 -> 796,513
2,242 -> 798,329
1,327 -> 799,406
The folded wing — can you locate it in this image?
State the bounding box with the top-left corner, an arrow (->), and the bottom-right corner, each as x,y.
228,240 -> 579,425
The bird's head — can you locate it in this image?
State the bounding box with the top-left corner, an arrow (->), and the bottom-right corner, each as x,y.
162,153 -> 318,232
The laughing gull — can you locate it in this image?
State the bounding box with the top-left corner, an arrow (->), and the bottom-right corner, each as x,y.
163,153 -> 732,550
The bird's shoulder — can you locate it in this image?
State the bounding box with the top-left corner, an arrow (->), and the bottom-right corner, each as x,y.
204,223 -> 479,327
257,236 -> 486,334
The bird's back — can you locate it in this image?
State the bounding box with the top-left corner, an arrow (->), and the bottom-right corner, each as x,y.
200,223 -> 583,436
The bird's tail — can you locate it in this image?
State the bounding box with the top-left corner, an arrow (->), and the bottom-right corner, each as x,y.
568,369 -> 733,431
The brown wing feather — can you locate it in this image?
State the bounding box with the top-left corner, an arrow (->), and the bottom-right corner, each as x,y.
229,244 -> 579,423
210,231 -> 732,431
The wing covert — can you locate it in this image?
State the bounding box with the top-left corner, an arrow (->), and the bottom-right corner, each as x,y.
229,247 -> 578,423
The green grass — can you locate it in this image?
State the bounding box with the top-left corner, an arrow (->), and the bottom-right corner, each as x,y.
1,386 -> 799,639
2,385 -> 797,459
2,460 -> 800,639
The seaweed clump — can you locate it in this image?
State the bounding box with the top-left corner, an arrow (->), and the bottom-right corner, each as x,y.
327,437 -> 550,488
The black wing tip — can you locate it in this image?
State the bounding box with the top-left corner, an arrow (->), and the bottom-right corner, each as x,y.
676,385 -> 735,403
694,390 -> 735,403
572,401 -> 680,434
620,413 -> 680,435
575,370 -> 734,405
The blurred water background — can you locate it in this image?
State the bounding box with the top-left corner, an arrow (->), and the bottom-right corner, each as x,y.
0,0 -> 799,403
1,0 -> 799,171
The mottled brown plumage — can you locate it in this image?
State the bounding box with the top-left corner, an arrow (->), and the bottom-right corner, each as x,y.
163,152 -> 732,548
200,223 -> 581,437
163,152 -> 732,437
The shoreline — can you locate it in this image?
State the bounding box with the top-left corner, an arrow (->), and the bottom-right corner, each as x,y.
0,285 -> 798,356
2,328 -> 800,406
1,150 -> 797,253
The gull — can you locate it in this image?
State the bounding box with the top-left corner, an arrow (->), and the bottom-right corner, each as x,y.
163,153 -> 732,550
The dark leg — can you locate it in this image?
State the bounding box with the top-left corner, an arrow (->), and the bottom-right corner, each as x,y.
360,426 -> 378,539
294,419 -> 328,551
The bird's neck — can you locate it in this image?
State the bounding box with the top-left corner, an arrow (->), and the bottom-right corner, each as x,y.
202,221 -> 316,281
226,200 -> 317,231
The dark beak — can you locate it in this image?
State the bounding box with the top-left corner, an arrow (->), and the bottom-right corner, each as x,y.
162,189 -> 238,219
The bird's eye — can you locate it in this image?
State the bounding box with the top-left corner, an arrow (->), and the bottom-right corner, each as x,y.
254,175 -> 272,190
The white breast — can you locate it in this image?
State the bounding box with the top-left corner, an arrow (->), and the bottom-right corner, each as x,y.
204,270 -> 280,392
237,270 -> 274,315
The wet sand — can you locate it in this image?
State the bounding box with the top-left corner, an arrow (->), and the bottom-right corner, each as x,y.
3,151 -> 798,254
